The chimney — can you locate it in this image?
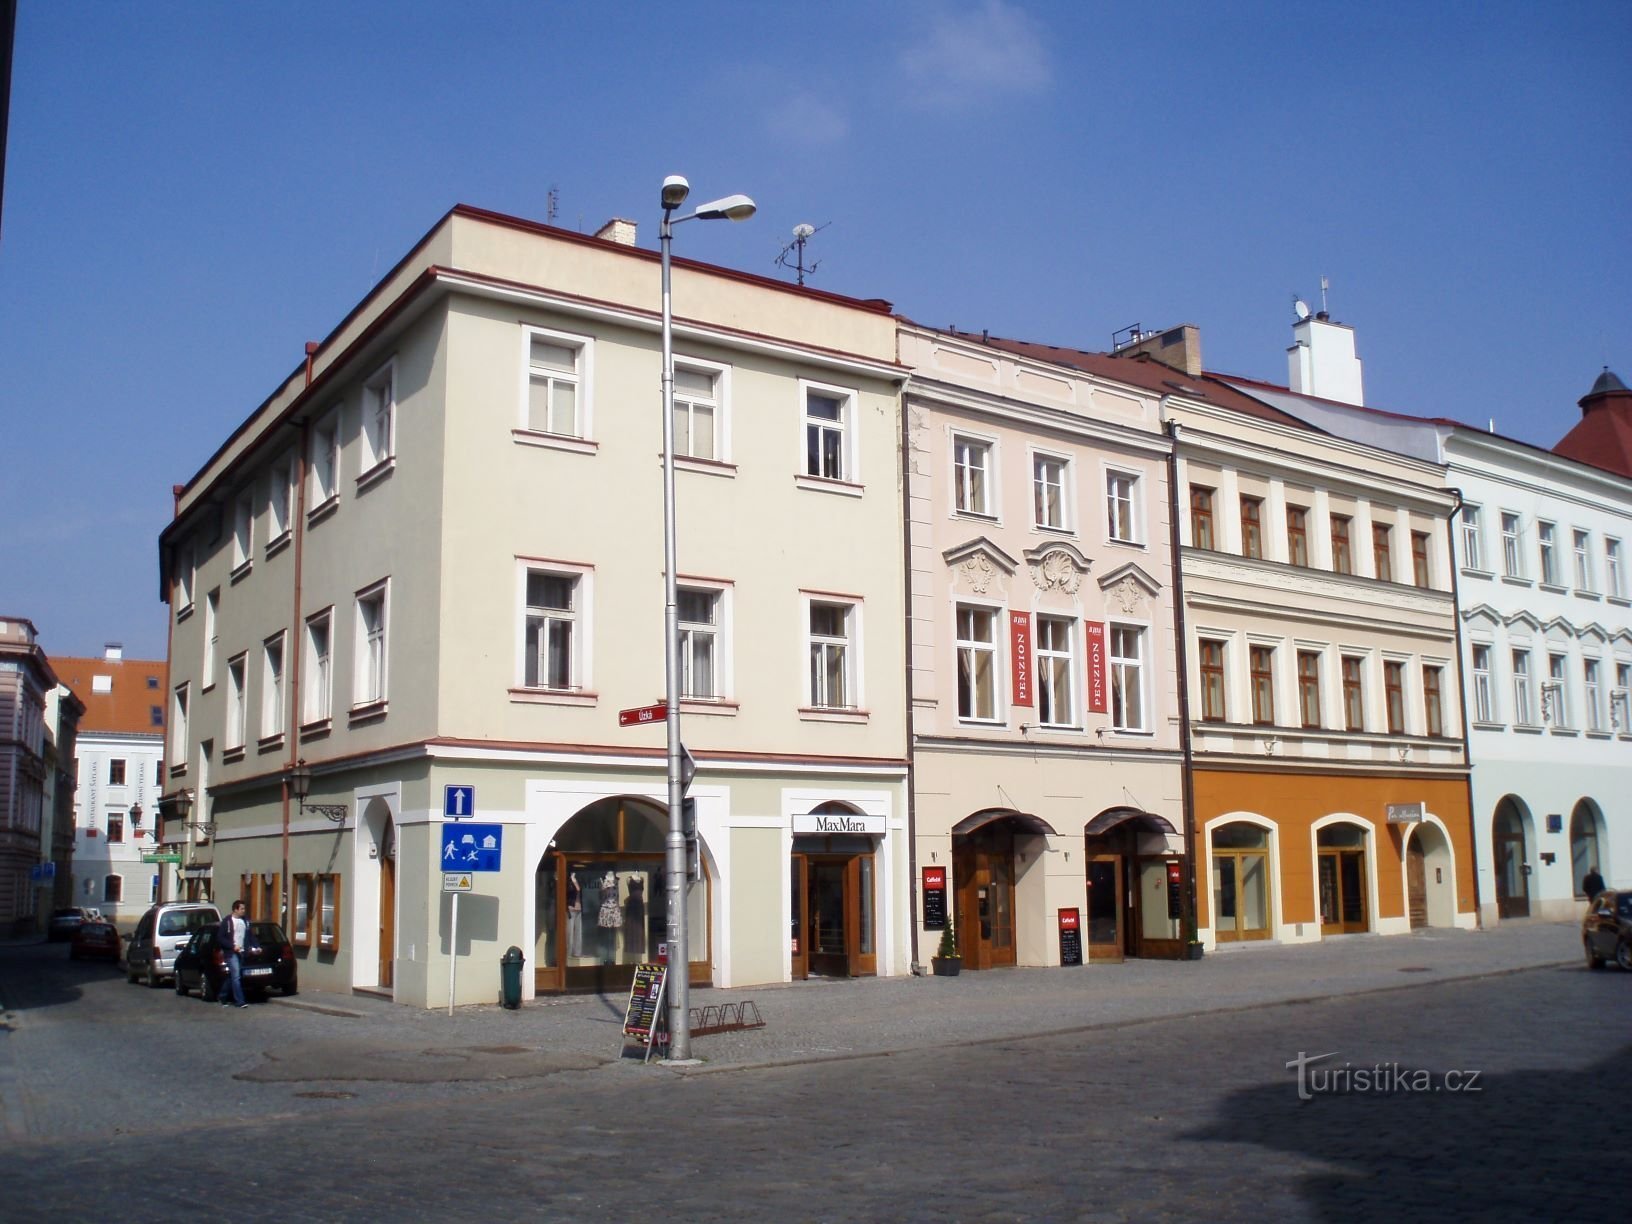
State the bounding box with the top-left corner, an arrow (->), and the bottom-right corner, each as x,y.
1114,324 -> 1202,378
104,642 -> 124,660
1287,314 -> 1364,405
593,218 -> 638,246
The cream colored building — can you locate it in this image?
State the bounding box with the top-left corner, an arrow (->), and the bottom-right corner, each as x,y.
158,206 -> 910,1007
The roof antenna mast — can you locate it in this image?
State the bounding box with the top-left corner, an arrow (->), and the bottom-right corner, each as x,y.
1320,275 -> 1330,315
775,221 -> 829,287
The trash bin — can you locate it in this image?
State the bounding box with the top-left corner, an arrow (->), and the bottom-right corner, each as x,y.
499,945 -> 525,1009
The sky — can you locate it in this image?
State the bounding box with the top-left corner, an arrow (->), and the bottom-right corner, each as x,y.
1,1 -> 1627,663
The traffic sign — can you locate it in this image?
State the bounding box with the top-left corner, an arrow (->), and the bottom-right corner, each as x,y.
680,742 -> 697,795
141,853 -> 182,865
444,784 -> 476,820
619,703 -> 667,727
442,872 -> 474,893
440,823 -> 502,872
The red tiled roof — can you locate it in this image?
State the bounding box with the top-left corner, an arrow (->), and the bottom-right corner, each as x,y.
51,656 -> 168,736
1554,385 -> 1632,479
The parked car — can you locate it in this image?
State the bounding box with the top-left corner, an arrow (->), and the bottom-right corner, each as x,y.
69,920 -> 122,962
1582,889 -> 1632,971
48,907 -> 90,941
173,922 -> 298,1001
124,902 -> 221,987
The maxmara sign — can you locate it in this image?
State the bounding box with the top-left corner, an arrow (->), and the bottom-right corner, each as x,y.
793,811 -> 885,835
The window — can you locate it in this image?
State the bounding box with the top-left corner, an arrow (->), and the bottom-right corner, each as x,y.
304,610 -> 333,724
1297,650 -> 1322,728
261,632 -> 286,739
1545,653 -> 1570,728
1240,497 -> 1263,559
1110,626 -> 1146,731
1584,659 -> 1604,731
808,601 -> 855,709
1035,616 -> 1076,727
174,546 -> 195,614
355,584 -> 388,707
226,654 -> 247,750
1472,645 -> 1495,722
678,588 -> 719,699
1612,663 -> 1630,732
955,604 -> 998,721
1342,656 -> 1365,731
1286,507 -> 1309,567
1384,661 -> 1405,734
292,874 -> 315,947
108,758 -> 126,786
1423,666 -> 1445,737
1460,505 -> 1483,570
1538,522 -> 1558,585
672,364 -> 719,460
107,813 -> 124,844
361,361 -> 395,472
1189,488 -> 1215,550
103,875 -> 123,904
1106,471 -> 1139,543
171,684 -> 189,766
804,387 -> 851,481
524,571 -> 578,690
1574,530 -> 1593,592
1033,454 -> 1067,529
231,488 -> 254,571
1501,513 -> 1522,578
1330,515 -> 1353,574
1606,539 -> 1625,598
308,411 -> 340,507
202,589 -> 219,689
1372,523 -> 1392,581
1199,640 -> 1226,722
268,451 -> 295,546
1512,650 -> 1533,725
1250,646 -> 1275,725
952,437 -> 992,516
526,333 -> 584,437
1411,530 -> 1431,587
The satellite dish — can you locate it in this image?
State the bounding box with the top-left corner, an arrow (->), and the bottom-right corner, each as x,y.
1293,297 -> 1311,321
793,223 -> 815,239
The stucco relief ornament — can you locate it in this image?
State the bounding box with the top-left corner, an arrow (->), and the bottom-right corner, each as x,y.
960,552 -> 998,594
1110,576 -> 1146,614
1032,549 -> 1084,594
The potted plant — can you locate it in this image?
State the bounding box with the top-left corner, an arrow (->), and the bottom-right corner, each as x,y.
931,923 -> 961,976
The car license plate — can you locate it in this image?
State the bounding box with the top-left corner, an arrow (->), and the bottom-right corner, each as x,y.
244,967 -> 272,977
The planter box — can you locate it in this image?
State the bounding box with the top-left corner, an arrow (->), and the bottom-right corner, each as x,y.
1184,943 -> 1205,961
931,957 -> 962,977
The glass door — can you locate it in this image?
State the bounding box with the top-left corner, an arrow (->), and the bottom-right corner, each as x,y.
1086,856 -> 1123,962
1213,852 -> 1271,942
808,860 -> 848,977
790,853 -> 808,979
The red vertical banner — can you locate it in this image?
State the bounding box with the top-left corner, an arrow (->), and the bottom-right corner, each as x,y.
1010,611 -> 1032,707
1085,620 -> 1108,714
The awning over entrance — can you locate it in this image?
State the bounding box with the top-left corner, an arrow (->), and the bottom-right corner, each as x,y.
1084,807 -> 1177,837
951,808 -> 1058,837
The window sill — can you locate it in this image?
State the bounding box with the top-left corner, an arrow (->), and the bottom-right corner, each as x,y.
1107,536 -> 1145,549
1460,567 -> 1495,580
1106,728 -> 1154,738
356,457 -> 395,492
509,687 -> 598,707
300,716 -> 333,740
1470,720 -> 1505,732
514,429 -> 598,455
1032,523 -> 1073,537
230,559 -> 253,585
1585,729 -> 1614,740
957,717 -> 1006,729
307,495 -> 339,526
1573,589 -> 1600,601
794,474 -> 864,498
175,603 -> 194,623
169,763 -> 187,778
1548,727 -> 1579,737
266,531 -> 292,561
799,706 -> 870,724
348,699 -> 388,725
1538,582 -> 1567,595
1512,723 -> 1545,735
1500,575 -> 1533,588
679,699 -> 739,717
953,509 -> 1001,525
258,732 -> 286,753
673,454 -> 737,478
1607,595 -> 1631,607
222,746 -> 246,764
200,683 -> 215,695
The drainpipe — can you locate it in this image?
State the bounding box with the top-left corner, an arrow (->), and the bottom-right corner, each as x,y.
898,376 -> 921,971
1163,418 -> 1201,951
280,341 -> 318,932
1444,487 -> 1483,927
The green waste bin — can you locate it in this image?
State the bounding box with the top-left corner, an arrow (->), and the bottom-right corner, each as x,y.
500,945 -> 525,1009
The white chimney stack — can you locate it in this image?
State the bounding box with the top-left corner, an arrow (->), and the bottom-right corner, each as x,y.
1287,313 -> 1365,406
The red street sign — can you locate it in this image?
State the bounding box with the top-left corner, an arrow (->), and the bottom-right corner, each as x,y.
619,703 -> 668,727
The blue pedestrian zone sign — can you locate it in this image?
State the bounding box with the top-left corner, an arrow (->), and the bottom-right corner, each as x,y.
440,823 -> 502,872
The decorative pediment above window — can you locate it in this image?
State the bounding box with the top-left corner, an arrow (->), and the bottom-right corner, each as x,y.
1097,562 -> 1162,616
1504,609 -> 1543,632
1542,616 -> 1575,644
943,537 -> 1018,596
1578,622 -> 1610,645
1462,603 -> 1503,628
1023,541 -> 1093,594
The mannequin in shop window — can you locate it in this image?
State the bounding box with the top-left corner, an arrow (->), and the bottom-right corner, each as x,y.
623,876 -> 646,961
597,869 -> 620,963
566,870 -> 583,958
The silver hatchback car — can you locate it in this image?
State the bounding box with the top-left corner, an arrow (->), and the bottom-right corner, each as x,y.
124,902 -> 221,987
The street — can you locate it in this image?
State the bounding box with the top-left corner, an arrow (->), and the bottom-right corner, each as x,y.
0,935 -> 1624,1221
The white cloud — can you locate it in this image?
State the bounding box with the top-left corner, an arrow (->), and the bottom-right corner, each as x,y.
900,0 -> 1053,110
765,92 -> 850,147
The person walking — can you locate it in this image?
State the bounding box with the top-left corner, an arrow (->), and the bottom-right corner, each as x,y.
1581,864 -> 1606,902
217,900 -> 250,1009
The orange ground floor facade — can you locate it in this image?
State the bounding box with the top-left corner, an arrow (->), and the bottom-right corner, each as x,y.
1192,769 -> 1478,948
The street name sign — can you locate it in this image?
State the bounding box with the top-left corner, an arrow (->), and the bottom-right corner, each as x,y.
619,703 -> 668,727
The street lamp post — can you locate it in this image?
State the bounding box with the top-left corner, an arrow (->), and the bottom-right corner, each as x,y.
658,175 -> 754,1061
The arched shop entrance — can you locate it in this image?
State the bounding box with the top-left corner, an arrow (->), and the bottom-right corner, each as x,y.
791,802 -> 879,979
1316,822 -> 1369,936
1211,821 -> 1273,943
1082,807 -> 1182,961
1405,820 -> 1455,929
951,809 -> 1056,970
533,796 -> 710,994
1493,797 -> 1531,920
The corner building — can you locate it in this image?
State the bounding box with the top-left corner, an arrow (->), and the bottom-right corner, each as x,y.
158,207 -> 910,1007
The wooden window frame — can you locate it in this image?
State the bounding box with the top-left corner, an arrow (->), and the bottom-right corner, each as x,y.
1411,531 -> 1431,587
1330,515 -> 1353,574
1250,646 -> 1275,726
1341,656 -> 1365,731
1424,666 -> 1445,737
1372,523 -> 1392,581
1287,507 -> 1309,567
1384,661 -> 1406,734
1298,650 -> 1322,729
318,873 -> 342,951
1199,640 -> 1226,723
1190,487 -> 1215,551
292,874 -> 315,947
1239,497 -> 1263,559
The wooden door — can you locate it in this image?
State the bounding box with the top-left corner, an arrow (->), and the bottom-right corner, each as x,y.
955,830 -> 1017,970
808,859 -> 849,976
1318,851 -> 1367,935
1406,841 -> 1428,929
847,855 -> 877,977
790,853 -> 809,979
1086,856 -> 1124,962
378,817 -> 396,989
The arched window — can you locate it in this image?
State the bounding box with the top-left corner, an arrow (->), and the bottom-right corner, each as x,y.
103,874 -> 124,904
1570,801 -> 1603,897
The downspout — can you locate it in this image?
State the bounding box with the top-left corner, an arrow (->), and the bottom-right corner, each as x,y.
281,341 -> 318,933
898,368 -> 922,972
1444,487 -> 1483,927
1163,417 -> 1201,952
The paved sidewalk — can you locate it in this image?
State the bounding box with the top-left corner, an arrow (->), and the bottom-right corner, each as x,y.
254,919 -> 1582,1080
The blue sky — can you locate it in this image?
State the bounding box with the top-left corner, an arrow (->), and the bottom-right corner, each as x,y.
2,1 -> 1627,662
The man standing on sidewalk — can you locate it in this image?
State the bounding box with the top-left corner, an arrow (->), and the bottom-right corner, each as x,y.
217,900 -> 249,1009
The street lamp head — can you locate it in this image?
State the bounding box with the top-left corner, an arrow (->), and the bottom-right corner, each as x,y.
693,193 -> 756,222
661,175 -> 691,211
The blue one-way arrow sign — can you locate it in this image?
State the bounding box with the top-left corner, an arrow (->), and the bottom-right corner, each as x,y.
444,784 -> 476,820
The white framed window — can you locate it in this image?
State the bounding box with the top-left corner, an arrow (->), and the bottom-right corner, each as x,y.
1538,521 -> 1558,585
678,587 -> 723,700
354,582 -> 389,707
1500,512 -> 1522,578
1035,615 -> 1077,728
170,683 -> 189,766
308,410 -> 340,508
525,328 -> 590,438
1512,649 -> 1533,725
807,599 -> 857,709
1105,470 -> 1140,544
231,488 -> 254,572
202,589 -> 219,689
802,381 -> 856,483
1606,538 -> 1625,598
952,435 -> 993,517
1573,530 -> 1594,592
1110,624 -> 1147,731
524,572 -> 576,690
673,360 -> 727,461
1612,663 -> 1630,732
1544,653 -> 1569,728
226,654 -> 247,751
1584,658 -> 1604,731
955,603 -> 999,722
1459,504 -> 1483,571
267,451 -> 295,547
303,609 -> 333,724
261,631 -> 286,739
174,546 -> 195,616
360,360 -> 396,474
1033,452 -> 1069,530
1471,644 -> 1495,723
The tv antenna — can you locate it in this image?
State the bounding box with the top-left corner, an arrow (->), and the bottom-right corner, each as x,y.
1320,275 -> 1330,314
775,221 -> 828,286
546,186 -> 559,224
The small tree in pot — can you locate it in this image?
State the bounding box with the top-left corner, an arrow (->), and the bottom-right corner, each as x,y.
931,923 -> 961,976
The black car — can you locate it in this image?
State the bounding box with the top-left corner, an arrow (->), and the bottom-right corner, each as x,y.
173,922 -> 299,1000
1583,889 -> 1632,971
